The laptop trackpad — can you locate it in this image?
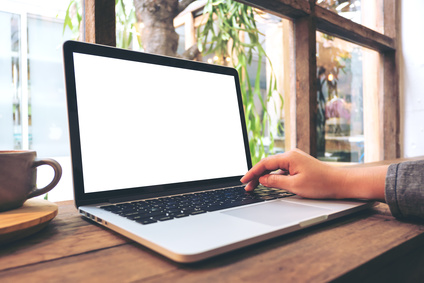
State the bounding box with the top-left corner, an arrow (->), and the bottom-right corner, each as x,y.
221,200 -> 332,227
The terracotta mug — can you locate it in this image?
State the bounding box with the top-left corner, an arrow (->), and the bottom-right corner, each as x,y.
0,150 -> 62,212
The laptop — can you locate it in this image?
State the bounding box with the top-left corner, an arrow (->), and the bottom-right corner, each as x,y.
63,40 -> 372,263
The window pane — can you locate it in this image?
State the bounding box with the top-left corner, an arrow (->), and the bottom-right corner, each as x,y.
317,31 -> 379,163
246,14 -> 287,154
175,24 -> 186,55
317,0 -> 384,33
195,11 -> 290,161
28,15 -> 72,157
0,11 -> 21,149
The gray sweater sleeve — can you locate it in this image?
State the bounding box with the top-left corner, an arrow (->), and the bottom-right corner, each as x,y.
385,160 -> 424,220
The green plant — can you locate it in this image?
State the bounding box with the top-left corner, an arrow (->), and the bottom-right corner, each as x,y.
197,0 -> 283,164
63,0 -> 82,39
63,0 -> 283,165
63,0 -> 140,49
115,0 -> 140,49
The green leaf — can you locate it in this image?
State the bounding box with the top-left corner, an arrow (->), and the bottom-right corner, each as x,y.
198,0 -> 284,163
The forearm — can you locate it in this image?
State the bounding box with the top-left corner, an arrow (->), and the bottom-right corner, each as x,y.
335,165 -> 389,201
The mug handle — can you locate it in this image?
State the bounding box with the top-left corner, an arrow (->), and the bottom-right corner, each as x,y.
27,158 -> 63,199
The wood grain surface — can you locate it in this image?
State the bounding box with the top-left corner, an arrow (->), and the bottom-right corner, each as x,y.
0,200 -> 423,282
1,158 -> 424,282
0,199 -> 58,245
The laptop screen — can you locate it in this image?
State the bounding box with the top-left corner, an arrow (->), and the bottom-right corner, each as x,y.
71,51 -> 250,194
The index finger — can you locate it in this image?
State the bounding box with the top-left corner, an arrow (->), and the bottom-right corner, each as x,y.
240,153 -> 291,183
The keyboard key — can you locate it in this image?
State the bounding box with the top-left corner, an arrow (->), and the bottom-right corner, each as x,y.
260,196 -> 277,200
174,213 -> 190,218
126,215 -> 143,220
100,205 -> 118,211
167,208 -> 183,214
139,211 -> 167,218
136,218 -> 157,225
206,204 -> 234,212
152,216 -> 174,221
190,210 -> 206,215
124,211 -> 140,217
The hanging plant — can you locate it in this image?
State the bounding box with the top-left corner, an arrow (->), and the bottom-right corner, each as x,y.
197,0 -> 283,164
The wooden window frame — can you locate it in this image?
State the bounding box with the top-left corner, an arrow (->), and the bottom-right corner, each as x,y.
238,0 -> 400,160
84,0 -> 400,161
84,0 -> 116,47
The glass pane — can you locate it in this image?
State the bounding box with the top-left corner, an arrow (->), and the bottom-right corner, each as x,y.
316,31 -> 378,163
196,11 -> 289,162
245,14 -> 286,154
0,11 -> 21,149
27,15 -> 72,157
175,24 -> 186,56
317,0 -> 384,33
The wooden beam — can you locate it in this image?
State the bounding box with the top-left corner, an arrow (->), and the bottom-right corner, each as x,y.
294,14 -> 317,156
384,0 -> 397,38
240,1 -> 394,53
382,51 -> 400,159
381,0 -> 400,159
315,6 -> 395,52
284,20 -> 296,152
236,0 -> 310,19
363,49 -> 383,162
84,0 -> 116,46
362,0 -> 384,162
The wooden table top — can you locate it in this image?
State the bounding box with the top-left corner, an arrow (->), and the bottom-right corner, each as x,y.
1,159 -> 424,282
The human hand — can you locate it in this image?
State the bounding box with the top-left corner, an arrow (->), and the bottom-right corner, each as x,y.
241,149 -> 345,199
241,149 -> 388,201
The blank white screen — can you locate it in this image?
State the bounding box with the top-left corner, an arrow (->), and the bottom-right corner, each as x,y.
73,53 -> 249,193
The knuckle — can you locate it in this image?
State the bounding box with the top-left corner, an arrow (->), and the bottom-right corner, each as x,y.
263,174 -> 282,188
267,174 -> 279,184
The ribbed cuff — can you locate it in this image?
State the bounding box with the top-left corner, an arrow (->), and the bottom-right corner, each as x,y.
385,163 -> 401,218
385,160 -> 424,220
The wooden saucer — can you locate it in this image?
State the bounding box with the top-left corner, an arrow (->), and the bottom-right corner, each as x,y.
0,199 -> 58,245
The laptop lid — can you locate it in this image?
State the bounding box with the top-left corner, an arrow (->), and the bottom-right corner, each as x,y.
63,40 -> 252,207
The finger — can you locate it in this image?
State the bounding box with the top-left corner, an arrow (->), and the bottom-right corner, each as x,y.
259,174 -> 291,190
244,179 -> 259,191
244,170 -> 291,192
241,169 -> 272,185
271,169 -> 290,176
241,154 -> 291,183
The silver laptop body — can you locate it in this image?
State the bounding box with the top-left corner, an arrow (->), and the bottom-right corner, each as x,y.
63,41 -> 372,263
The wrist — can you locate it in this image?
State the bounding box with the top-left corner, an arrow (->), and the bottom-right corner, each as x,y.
337,165 -> 388,201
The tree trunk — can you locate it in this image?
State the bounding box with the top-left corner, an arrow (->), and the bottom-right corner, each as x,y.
133,0 -> 198,59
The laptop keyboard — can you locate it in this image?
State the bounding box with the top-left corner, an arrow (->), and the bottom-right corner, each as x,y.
100,186 -> 295,225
